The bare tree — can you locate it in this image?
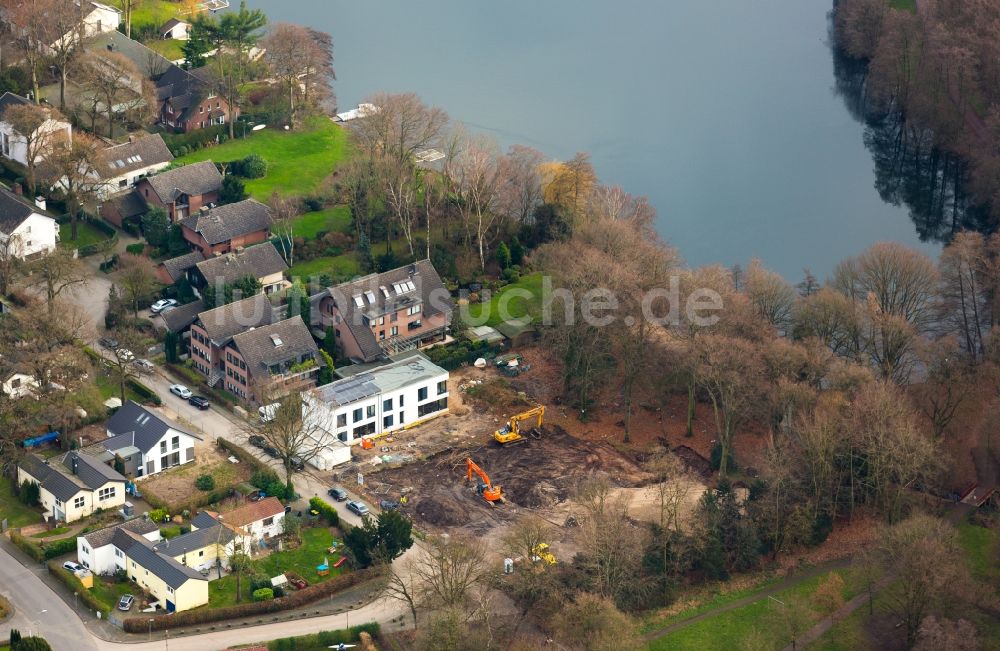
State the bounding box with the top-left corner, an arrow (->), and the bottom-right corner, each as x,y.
43,131 -> 107,241
646,451 -> 696,533
263,24 -> 335,126
938,231 -> 991,361
267,192 -> 300,267
25,247 -> 87,315
1,103 -> 68,194
379,155 -> 419,257
117,253 -> 159,316
502,144 -> 544,224
76,49 -> 154,138
353,92 -> 449,165
589,184 -> 655,228
246,390 -> 332,493
552,592 -> 642,651
912,338 -> 970,439
914,616 -> 980,651
0,233 -> 23,296
448,133 -> 511,271
384,556 -> 421,629
47,0 -> 86,110
413,535 -> 487,610
743,258 -> 796,331
6,0 -> 59,103
116,0 -> 139,39
104,327 -> 146,403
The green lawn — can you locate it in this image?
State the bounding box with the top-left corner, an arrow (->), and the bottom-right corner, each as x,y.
175,117 -> 351,200
957,522 -> 999,584
810,600 -> 875,651
59,220 -> 109,250
292,206 -> 351,240
146,38 -> 185,62
88,577 -> 134,612
640,576 -> 782,633
647,570 -> 864,651
890,0 -> 917,12
287,253 -> 361,282
30,526 -> 71,539
0,479 -> 43,528
95,370 -> 144,404
130,0 -> 181,31
464,272 -> 545,328
207,526 -> 345,608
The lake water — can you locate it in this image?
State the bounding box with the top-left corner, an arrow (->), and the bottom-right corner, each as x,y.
250,0 -> 939,280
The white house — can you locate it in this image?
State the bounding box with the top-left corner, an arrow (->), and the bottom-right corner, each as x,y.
97,400 -> 201,478
304,352 -> 449,469
0,92 -> 72,168
93,134 -> 173,200
217,496 -> 286,542
17,451 -> 127,523
0,186 -> 58,259
76,0 -> 121,38
160,18 -> 190,40
77,518 -> 161,575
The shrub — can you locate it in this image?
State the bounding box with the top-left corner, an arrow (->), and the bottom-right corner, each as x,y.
309,497 -> 340,527
9,530 -> 44,562
124,243 -> 144,255
149,508 -> 169,522
11,636 -> 53,651
124,568 -> 383,632
18,480 -> 39,506
252,587 -> 274,601
219,437 -> 270,475
127,378 -> 162,406
195,474 -> 216,491
240,153 -> 267,179
40,537 -> 76,560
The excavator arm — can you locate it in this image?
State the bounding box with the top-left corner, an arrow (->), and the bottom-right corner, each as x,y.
466,458 -> 504,503
493,405 -> 545,447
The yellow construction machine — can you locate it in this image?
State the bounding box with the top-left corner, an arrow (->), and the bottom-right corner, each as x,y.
493,405 -> 545,447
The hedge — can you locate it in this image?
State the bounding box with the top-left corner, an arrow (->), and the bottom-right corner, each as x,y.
47,562 -> 112,616
425,338 -> 503,371
217,437 -> 269,473
9,530 -> 76,561
127,378 -> 162,406
163,124 -> 228,154
309,497 -> 340,527
267,623 -> 381,650
123,567 -> 384,632
252,587 -> 274,602
141,481 -> 231,514
9,530 -> 44,562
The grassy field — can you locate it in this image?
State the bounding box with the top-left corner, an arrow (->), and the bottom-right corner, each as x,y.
95,370 -> 144,404
207,526 -> 345,607
89,576 -> 134,612
287,253 -> 361,281
647,569 -> 863,651
146,38 -> 185,61
0,479 -> 43,528
175,117 -> 350,200
957,521 -> 999,583
464,272 -> 545,328
59,220 -> 110,250
292,206 -> 351,240
30,526 -> 71,539
130,0 -> 181,32
890,0 -> 917,12
640,576 -> 782,633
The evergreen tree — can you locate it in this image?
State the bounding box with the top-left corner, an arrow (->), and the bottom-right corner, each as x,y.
509,236 -> 525,266
496,241 -> 511,270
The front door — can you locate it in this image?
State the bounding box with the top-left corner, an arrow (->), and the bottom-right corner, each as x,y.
166,600 -> 175,613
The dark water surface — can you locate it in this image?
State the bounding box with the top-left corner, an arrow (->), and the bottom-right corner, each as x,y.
251,0 -> 940,279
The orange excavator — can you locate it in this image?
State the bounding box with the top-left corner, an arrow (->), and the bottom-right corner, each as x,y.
493,405 -> 545,447
466,458 -> 504,504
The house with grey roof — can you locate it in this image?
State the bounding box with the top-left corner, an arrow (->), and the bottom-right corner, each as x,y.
134,161 -> 223,223
223,315 -> 323,404
317,260 -> 453,363
0,185 -> 57,260
16,450 -> 127,523
193,242 -> 289,296
180,199 -> 272,257
188,293 -> 280,384
93,134 -> 173,200
158,298 -> 205,336
303,352 -> 449,469
121,531 -> 208,612
96,400 -> 202,478
156,250 -> 205,285
0,92 -> 72,170
77,518 -> 161,575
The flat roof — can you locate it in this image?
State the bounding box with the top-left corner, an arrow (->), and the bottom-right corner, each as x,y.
313,352 -> 446,408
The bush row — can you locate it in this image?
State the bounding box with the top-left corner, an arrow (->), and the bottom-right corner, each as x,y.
10,530 -> 77,561
124,567 -> 384,632
47,562 -> 111,615
127,378 -> 162,406
9,530 -> 44,562
425,338 -> 503,371
163,124 -> 228,155
141,480 -> 231,515
267,623 -> 381,650
308,497 -> 340,527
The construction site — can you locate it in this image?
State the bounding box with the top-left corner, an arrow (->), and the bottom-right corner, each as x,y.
328,348 -> 712,559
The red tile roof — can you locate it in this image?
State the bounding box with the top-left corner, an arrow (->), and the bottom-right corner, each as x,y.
219,496 -> 284,528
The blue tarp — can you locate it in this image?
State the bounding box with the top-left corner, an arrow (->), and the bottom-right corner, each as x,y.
22,431 -> 59,448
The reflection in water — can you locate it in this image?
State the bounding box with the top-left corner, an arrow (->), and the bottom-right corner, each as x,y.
830,41 -> 994,244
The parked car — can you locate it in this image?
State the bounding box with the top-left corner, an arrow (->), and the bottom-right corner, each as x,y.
117,594 -> 134,611
289,455 -> 305,471
263,445 -> 280,459
346,500 -> 369,516
116,349 -> 134,362
133,358 -> 155,373
327,487 -> 348,502
188,395 -> 210,410
98,337 -> 119,349
150,299 -> 178,314
248,435 -> 266,448
63,561 -> 83,573
258,402 -> 280,422
169,384 -> 192,399
379,499 -> 400,511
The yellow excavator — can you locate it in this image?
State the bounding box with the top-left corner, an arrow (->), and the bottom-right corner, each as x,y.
493,405 -> 545,447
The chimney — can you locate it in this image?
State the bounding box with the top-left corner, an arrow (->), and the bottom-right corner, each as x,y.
13,183 -> 22,196
107,43 -> 114,52
71,454 -> 79,475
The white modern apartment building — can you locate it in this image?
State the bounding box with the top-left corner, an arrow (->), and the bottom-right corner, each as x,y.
304,353 -> 449,469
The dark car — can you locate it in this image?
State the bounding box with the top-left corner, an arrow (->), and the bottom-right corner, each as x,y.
327,487 -> 348,502
248,435 -> 266,448
98,337 -> 119,349
188,395 -> 210,410
289,455 -> 305,471
263,445 -> 280,459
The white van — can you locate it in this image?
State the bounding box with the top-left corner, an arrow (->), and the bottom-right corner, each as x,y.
258,402 -> 280,422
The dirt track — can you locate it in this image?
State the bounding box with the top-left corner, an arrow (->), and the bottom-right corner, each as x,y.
367,423 -> 651,534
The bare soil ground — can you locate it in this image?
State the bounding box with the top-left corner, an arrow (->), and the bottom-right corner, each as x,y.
139,442 -> 253,510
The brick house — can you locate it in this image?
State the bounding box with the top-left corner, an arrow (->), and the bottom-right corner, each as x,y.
180,199 -> 272,257
189,294 -> 278,386
134,161 -> 223,223
223,316 -> 322,404
192,242 -> 289,297
317,260 -> 453,363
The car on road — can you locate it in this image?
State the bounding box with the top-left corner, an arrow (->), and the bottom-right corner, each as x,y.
262,445 -> 280,459
188,395 -> 210,410
327,487 -> 348,502
133,358 -> 155,373
289,455 -> 305,471
150,299 -> 178,314
248,435 -> 266,448
98,337 -> 119,349
346,500 -> 369,516
117,594 -> 134,611
63,561 -> 83,573
169,384 -> 192,399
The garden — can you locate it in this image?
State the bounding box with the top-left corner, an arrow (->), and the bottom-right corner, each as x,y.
139,445 -> 255,514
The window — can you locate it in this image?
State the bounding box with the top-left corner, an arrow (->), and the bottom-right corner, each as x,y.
399,394 -> 404,407
379,331 -> 385,341
366,405 -> 375,418
391,326 -> 398,336
383,414 -> 393,428
408,320 -> 421,331
160,441 -> 167,454
408,305 -> 421,315
115,548 -> 123,558
377,316 -> 384,325
383,398 -> 392,411
263,517 -> 273,526
352,407 -> 363,422
199,550 -> 204,557
172,435 -> 179,450
418,397 -> 448,417
54,498 -> 62,507
98,486 -> 116,501
337,413 -> 347,428
118,179 -> 127,188
418,386 -> 428,401
437,380 -> 447,395
200,106 -> 204,113
74,496 -> 85,509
